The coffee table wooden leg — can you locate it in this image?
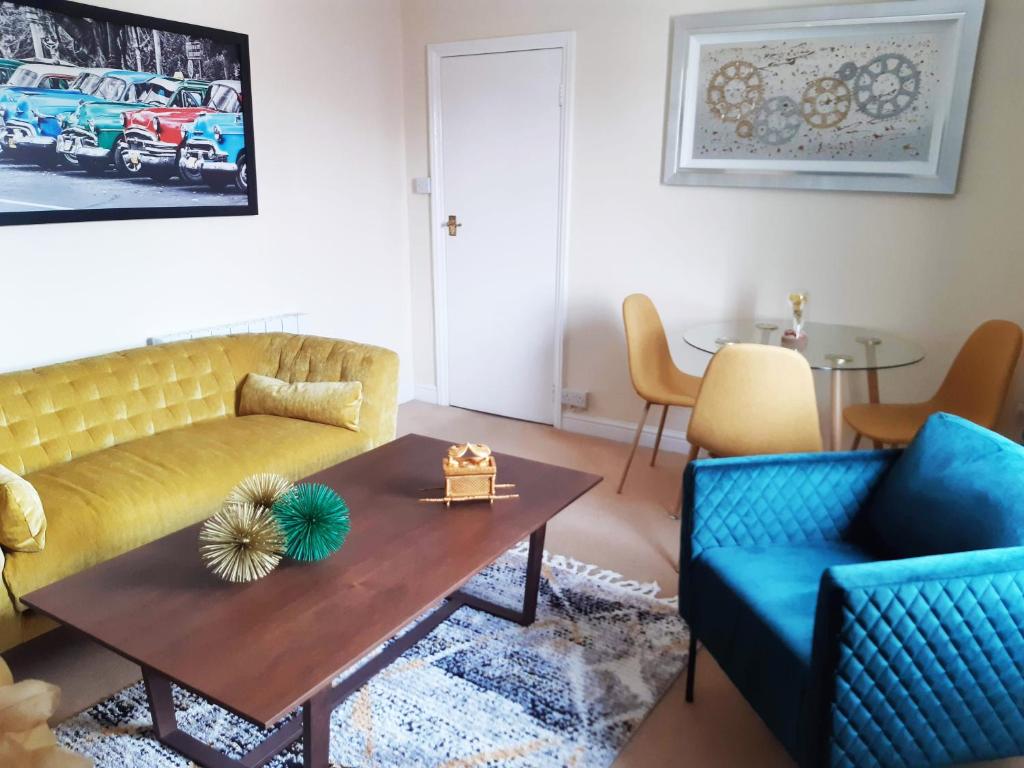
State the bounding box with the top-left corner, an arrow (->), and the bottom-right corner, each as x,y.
143,666 -> 306,768
303,689 -> 331,767
144,667 -> 253,768
521,524 -> 546,626
143,667 -> 177,739
451,523 -> 548,626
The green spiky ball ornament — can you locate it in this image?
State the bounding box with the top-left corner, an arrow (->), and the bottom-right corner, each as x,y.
272,483 -> 350,562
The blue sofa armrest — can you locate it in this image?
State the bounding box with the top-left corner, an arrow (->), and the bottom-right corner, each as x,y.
680,450 -> 896,622
807,547 -> 1024,768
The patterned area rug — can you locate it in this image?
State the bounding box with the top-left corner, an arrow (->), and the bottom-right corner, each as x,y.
57,546 -> 688,767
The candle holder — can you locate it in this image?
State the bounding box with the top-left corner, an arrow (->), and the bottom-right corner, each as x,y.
786,291 -> 809,339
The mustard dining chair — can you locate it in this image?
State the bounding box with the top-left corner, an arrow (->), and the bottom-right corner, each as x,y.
674,344 -> 823,515
845,320 -> 1023,449
618,294 -> 702,494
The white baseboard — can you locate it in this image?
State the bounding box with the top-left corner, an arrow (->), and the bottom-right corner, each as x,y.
414,385 -> 439,404
561,411 -> 691,455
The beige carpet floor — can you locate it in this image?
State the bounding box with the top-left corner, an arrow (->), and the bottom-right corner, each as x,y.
7,401 -> 1019,766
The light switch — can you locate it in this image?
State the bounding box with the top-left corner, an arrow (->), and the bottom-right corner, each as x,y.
413,177 -> 432,195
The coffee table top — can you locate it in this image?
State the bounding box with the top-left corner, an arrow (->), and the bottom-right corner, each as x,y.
23,434 -> 601,728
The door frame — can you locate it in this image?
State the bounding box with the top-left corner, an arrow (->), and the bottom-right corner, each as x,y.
426,31 -> 576,428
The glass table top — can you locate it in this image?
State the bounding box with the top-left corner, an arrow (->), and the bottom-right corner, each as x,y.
683,319 -> 925,371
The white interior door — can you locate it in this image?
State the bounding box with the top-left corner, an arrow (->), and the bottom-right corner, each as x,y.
440,47 -> 564,424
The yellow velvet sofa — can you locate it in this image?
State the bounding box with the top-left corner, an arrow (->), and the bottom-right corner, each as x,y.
0,333 -> 399,652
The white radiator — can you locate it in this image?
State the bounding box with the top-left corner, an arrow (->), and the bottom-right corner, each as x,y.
147,313 -> 306,346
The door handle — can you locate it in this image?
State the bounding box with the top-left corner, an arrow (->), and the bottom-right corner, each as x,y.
444,215 -> 463,237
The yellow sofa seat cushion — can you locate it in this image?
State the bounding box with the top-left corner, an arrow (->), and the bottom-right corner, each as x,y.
239,373 -> 363,431
2,415 -> 372,605
0,467 -> 46,553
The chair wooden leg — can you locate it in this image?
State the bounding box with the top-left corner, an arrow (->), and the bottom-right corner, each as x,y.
650,405 -> 669,467
685,631 -> 698,703
671,444 -> 700,520
851,433 -> 862,451
617,401 -> 652,494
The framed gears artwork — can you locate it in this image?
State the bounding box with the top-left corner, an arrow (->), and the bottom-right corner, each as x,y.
663,0 -> 985,194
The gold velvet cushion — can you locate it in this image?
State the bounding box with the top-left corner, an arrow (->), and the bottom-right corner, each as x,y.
239,373 -> 363,432
0,466 -> 46,553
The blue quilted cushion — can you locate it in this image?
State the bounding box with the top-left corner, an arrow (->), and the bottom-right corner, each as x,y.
692,543 -> 874,757
863,412 -> 1024,558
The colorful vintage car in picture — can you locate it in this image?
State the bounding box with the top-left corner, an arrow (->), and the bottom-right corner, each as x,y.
1,65 -> 86,157
58,78 -> 209,175
0,69 -> 159,165
0,0 -> 255,226
0,62 -> 80,92
0,62 -> 82,156
180,111 -> 248,191
0,59 -> 22,85
123,79 -> 242,182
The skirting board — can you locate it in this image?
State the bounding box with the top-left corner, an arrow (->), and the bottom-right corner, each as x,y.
561,411 -> 691,455
414,385 -> 440,405
409,391 -> 691,455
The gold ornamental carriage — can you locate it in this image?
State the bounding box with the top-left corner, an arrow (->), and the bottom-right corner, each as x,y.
420,443 -> 518,506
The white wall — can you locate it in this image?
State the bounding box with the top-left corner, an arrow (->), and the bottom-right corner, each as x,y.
401,0 -> 1024,443
1,0 -> 415,402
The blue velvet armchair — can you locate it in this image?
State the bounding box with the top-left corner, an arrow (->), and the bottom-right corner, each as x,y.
679,413 -> 1024,767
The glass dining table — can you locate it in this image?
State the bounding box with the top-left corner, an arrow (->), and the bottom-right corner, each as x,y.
683,319 -> 926,450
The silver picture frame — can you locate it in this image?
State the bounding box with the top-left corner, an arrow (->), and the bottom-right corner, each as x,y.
662,0 -> 985,195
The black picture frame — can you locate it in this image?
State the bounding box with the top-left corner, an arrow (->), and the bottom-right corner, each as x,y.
0,0 -> 258,227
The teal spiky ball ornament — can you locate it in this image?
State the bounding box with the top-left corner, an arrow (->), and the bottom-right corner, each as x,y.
272,483 -> 350,562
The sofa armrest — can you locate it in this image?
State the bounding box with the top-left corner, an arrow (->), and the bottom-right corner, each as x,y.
252,334 -> 400,446
806,547 -> 1024,768
680,450 -> 896,622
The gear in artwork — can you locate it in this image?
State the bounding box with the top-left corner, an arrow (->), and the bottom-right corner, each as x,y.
853,53 -> 921,119
752,96 -> 803,146
706,60 -> 764,123
838,61 -> 859,82
801,76 -> 852,130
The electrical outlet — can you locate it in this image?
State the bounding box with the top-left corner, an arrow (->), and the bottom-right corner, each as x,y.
561,389 -> 589,410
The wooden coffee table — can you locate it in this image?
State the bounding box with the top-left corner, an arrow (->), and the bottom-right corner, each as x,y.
23,434 -> 601,767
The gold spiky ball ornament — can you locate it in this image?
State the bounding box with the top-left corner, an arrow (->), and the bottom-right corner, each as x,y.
199,503 -> 285,583
225,473 -> 294,510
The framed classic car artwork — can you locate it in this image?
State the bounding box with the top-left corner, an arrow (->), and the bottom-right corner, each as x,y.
662,0 -> 984,195
0,0 -> 257,226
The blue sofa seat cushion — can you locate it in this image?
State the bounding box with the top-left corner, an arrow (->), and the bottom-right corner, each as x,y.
691,543 -> 874,756
863,413 -> 1024,559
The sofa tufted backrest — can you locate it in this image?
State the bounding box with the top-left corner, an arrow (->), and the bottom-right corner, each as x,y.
0,338 -> 240,476
0,333 -> 399,478
231,333 -> 400,447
